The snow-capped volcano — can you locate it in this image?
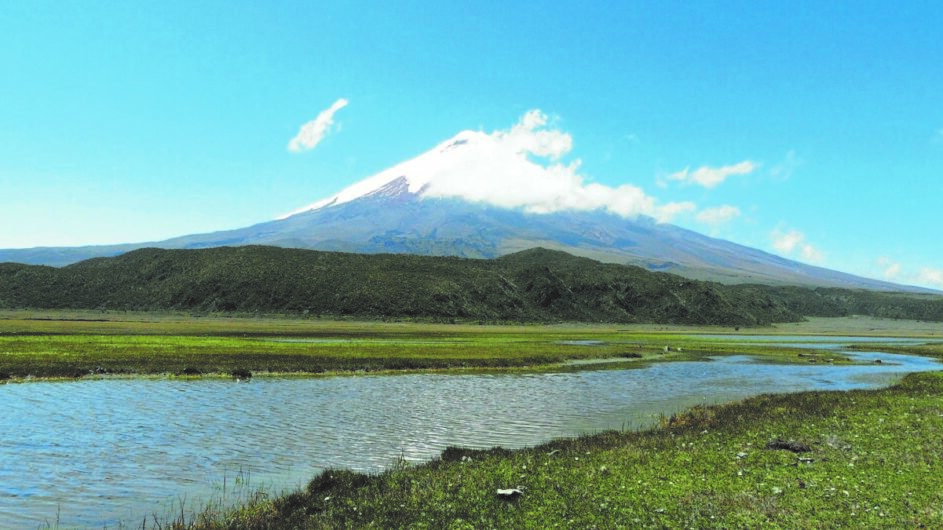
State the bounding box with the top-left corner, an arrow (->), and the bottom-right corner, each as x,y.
280,130 -> 491,217
281,110 -> 693,223
0,110 -> 929,292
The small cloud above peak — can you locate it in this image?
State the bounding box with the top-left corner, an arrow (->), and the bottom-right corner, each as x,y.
288,98 -> 349,153
665,160 -> 758,189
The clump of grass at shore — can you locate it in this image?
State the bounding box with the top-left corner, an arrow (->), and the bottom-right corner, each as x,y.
175,371 -> 943,529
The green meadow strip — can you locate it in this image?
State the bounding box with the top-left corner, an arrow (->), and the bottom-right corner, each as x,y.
2,311 -> 901,380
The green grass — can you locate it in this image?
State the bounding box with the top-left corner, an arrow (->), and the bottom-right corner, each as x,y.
5,310 -> 942,528
181,371 -> 943,529
2,310 -> 887,380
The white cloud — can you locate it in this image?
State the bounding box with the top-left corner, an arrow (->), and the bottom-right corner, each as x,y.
800,244 -> 824,262
868,258 -> 943,290
696,205 -> 741,226
498,109 -> 572,160
876,257 -> 901,279
884,263 -> 901,278
918,268 -> 943,288
771,228 -> 823,263
418,110 -> 694,222
666,160 -> 757,188
284,109 -> 695,222
769,150 -> 801,181
287,98 -> 349,153
772,229 -> 803,253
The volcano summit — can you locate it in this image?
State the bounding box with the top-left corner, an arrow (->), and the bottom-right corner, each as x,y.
0,112 -> 921,292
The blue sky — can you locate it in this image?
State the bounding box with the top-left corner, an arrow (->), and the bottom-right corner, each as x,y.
2,1 -> 941,289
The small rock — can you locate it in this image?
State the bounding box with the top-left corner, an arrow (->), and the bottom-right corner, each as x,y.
766,439 -> 812,453
497,488 -> 524,499
736,452 -> 748,459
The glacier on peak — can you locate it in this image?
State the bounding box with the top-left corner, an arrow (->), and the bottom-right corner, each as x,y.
277,129 -> 490,219
279,110 -> 693,223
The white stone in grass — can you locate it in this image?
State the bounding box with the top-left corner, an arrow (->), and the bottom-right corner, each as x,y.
497,488 -> 524,499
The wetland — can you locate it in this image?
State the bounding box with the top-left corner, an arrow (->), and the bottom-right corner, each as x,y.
1,312 -> 942,527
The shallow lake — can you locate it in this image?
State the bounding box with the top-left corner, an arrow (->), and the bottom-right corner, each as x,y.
0,340 -> 940,528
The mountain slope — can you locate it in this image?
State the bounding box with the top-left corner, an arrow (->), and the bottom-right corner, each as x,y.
0,246 -> 805,325
0,178 -> 922,292
4,246 -> 942,324
0,130 -> 929,293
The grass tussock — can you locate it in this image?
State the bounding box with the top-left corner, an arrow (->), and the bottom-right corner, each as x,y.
159,371 -> 943,529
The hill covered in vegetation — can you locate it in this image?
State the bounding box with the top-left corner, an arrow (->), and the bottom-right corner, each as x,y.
1,246 -> 941,325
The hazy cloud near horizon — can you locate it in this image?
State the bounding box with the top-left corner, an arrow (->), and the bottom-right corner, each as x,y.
696,205 -> 741,226
919,268 -> 943,288
877,257 -> 943,290
771,228 -> 823,263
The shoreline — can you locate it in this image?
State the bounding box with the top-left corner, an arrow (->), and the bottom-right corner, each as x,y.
186,370 -> 943,529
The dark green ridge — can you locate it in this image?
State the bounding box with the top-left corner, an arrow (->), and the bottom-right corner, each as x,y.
1,246 -> 942,325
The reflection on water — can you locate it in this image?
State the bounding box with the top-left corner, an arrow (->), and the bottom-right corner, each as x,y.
0,346 -> 939,527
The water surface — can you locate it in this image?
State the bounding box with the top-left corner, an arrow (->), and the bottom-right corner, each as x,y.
0,342 -> 939,527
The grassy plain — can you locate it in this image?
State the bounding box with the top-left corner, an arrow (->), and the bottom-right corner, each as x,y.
4,311 -> 937,381
4,310 -> 942,528
0,309 -> 662,379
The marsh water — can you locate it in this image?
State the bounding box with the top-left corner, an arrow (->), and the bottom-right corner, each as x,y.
1,339 -> 940,527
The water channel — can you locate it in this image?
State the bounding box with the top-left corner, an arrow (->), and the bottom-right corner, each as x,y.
0,338 -> 940,527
